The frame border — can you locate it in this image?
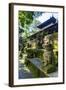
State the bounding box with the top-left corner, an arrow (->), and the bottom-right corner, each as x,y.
9,3 -> 65,87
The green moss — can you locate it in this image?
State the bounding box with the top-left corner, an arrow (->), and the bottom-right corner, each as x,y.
19,53 -> 23,59
46,64 -> 56,73
26,48 -> 44,60
25,58 -> 40,77
25,58 -> 49,77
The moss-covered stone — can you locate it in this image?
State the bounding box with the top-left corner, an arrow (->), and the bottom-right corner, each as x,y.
26,48 -> 44,60
46,64 -> 56,73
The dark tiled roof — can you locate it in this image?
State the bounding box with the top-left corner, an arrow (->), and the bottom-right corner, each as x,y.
28,23 -> 58,39
37,16 -> 56,29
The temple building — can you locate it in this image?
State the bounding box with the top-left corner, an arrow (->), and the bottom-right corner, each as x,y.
27,16 -> 58,51
25,16 -> 58,77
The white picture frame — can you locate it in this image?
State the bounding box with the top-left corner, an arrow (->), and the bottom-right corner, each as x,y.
9,3 -> 64,87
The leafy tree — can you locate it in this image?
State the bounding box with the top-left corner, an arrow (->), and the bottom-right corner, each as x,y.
29,19 -> 41,34
19,11 -> 34,38
19,11 -> 34,27
19,11 -> 43,38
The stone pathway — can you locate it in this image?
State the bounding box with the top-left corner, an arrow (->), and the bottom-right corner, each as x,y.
19,54 -> 58,79
19,54 -> 34,79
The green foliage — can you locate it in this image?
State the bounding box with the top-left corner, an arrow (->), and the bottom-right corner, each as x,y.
25,58 -> 48,77
29,19 -> 41,34
53,50 -> 58,66
26,48 -> 44,60
25,58 -> 40,77
19,11 -> 34,27
19,11 -> 43,38
53,33 -> 58,66
46,64 -> 56,73
19,11 -> 34,38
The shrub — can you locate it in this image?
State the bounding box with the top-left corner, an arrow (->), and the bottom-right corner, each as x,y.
26,48 -> 44,60
46,64 -> 56,73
